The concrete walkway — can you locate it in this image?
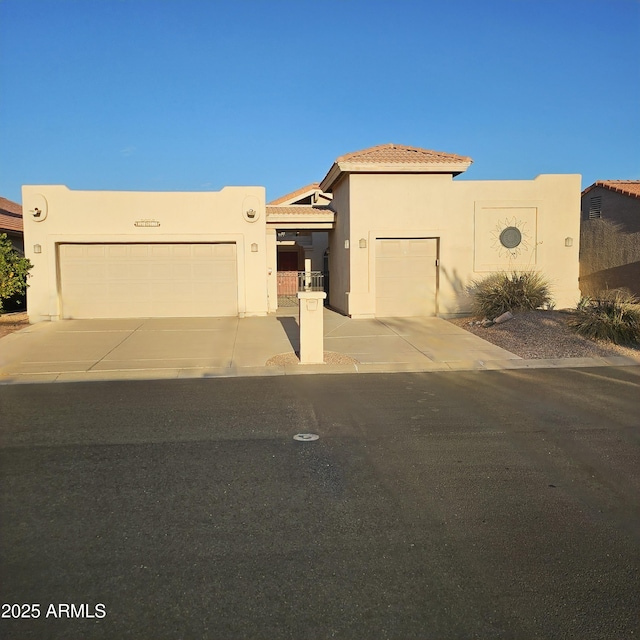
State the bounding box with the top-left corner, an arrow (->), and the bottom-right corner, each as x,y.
0,308 -> 638,384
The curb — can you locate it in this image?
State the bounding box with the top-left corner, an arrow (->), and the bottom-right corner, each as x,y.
1,355 -> 638,385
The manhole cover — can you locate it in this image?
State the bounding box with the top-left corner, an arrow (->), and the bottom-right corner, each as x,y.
293,433 -> 319,442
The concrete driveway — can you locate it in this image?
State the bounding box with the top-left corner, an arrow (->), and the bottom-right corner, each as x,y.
0,308 -> 636,384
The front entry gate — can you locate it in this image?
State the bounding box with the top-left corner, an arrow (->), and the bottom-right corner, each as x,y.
277,271 -> 325,307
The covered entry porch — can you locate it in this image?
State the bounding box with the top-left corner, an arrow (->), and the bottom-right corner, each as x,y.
265,205 -> 334,310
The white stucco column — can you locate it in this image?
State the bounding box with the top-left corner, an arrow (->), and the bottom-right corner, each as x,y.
297,291 -> 326,364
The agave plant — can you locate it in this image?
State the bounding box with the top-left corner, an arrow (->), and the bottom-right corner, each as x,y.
468,271 -> 553,319
569,289 -> 640,345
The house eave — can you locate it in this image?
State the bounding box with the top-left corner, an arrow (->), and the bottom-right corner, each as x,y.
268,221 -> 334,230
320,160 -> 472,192
265,205 -> 335,230
319,163 -> 341,192
582,181 -> 640,200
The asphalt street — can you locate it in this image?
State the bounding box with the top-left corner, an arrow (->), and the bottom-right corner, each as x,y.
0,367 -> 639,639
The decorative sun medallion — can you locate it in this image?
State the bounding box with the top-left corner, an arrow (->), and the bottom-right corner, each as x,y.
499,226 -> 521,248
490,217 -> 531,259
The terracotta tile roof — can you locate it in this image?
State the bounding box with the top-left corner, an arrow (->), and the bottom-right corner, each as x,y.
320,143 -> 473,191
266,205 -> 334,217
336,143 -> 472,165
268,183 -> 321,205
266,204 -> 335,229
582,180 -> 640,199
0,197 -> 23,233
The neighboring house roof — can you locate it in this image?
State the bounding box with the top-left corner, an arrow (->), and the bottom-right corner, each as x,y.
582,180 -> 640,200
0,197 -> 23,234
268,183 -> 322,205
320,143 -> 473,191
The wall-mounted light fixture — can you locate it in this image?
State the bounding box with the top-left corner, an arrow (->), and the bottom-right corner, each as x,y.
344,240 -> 350,249
33,244 -> 42,254
251,243 -> 258,252
243,206 -> 260,223
30,194 -> 48,222
359,238 -> 367,249
565,237 -> 573,247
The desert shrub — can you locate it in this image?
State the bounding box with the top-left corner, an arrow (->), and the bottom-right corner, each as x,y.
469,271 -> 553,319
569,289 -> 640,345
0,233 -> 32,314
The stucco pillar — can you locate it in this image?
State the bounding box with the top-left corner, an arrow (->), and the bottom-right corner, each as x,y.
297,291 -> 326,364
266,228 -> 278,312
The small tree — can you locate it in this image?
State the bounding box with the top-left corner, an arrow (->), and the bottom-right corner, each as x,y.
0,233 -> 32,314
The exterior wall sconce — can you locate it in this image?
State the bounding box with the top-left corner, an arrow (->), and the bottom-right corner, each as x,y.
30,194 -> 48,221
565,237 -> 573,247
243,206 -> 260,223
33,244 -> 42,254
359,238 -> 367,249
344,240 -> 350,249
251,243 -> 258,252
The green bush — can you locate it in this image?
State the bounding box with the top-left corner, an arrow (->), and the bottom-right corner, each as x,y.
569,290 -> 640,345
469,271 -> 553,319
0,233 -> 32,314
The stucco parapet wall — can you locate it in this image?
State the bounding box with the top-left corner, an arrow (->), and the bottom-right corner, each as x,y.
452,173 -> 582,186
22,185 -> 266,233
449,174 -> 583,201
21,184 -> 265,198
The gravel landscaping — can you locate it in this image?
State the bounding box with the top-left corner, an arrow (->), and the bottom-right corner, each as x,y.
447,310 -> 640,360
266,351 -> 360,366
0,311 -> 28,340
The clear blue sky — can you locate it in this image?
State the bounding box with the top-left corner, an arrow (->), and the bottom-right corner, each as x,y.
1,0 -> 639,205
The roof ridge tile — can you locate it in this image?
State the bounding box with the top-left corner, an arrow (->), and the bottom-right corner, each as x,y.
336,143 -> 472,164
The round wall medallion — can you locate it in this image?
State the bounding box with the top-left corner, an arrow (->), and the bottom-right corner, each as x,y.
499,226 -> 522,249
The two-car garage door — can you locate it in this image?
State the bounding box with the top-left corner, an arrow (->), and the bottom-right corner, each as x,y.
59,243 -> 238,319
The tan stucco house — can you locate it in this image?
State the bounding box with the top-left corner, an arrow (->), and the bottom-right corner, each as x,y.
579,180 -> 640,296
22,143 -> 581,323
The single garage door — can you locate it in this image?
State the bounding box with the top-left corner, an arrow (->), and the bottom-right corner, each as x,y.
375,238 -> 437,317
59,243 -> 238,318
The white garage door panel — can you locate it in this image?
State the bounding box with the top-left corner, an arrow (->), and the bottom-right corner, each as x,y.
60,243 -> 238,319
375,238 -> 437,317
